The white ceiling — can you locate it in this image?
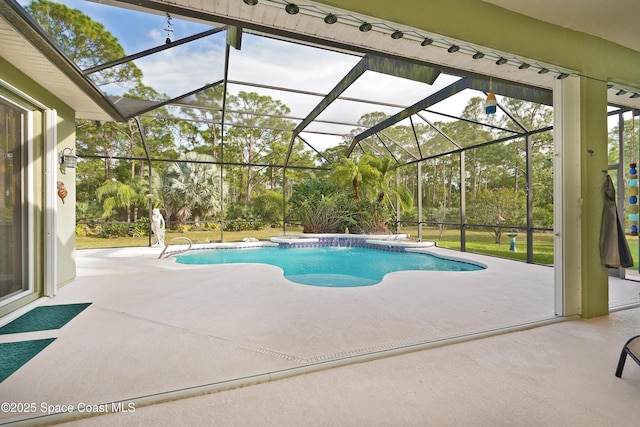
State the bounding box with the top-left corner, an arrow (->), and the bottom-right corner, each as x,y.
481,0 -> 640,53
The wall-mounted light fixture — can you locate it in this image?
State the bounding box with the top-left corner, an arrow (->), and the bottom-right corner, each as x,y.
243,0 -> 258,5
495,57 -> 508,65
59,147 -> 77,174
518,63 -> 531,70
447,45 -> 460,53
359,22 -> 372,32
421,38 -> 433,46
472,51 -> 484,59
391,30 -> 404,39
285,3 -> 299,15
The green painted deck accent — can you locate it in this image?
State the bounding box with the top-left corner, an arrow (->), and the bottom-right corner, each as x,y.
0,338 -> 55,382
0,303 -> 91,335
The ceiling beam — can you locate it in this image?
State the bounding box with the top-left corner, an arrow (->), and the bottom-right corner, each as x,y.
285,54 -> 440,167
466,78 -> 552,106
347,77 -> 469,155
347,75 -> 552,156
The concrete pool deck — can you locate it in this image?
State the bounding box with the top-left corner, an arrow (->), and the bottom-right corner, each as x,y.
1,245 -> 639,425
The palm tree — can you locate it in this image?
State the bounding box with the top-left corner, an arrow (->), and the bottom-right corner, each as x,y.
330,154 -> 381,199
163,152 -> 225,227
369,156 -> 413,211
96,179 -> 141,221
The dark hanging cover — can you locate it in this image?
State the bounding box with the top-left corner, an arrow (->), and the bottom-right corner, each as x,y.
600,174 -> 634,268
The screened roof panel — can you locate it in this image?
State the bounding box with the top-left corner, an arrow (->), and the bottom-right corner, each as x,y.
338,71 -> 436,107
228,34 -> 362,93
375,132 -> 421,164
14,0 -> 568,167
127,36 -> 226,100
417,131 -> 460,159
314,99 -> 401,127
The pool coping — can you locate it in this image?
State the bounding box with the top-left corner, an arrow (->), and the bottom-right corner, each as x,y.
163,234 -> 438,256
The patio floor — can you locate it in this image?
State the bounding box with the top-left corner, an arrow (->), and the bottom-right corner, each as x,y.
0,246 -> 639,426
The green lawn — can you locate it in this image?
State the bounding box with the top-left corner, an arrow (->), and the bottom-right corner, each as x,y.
75,225 -> 640,268
400,227 -> 555,265
75,227 -> 303,249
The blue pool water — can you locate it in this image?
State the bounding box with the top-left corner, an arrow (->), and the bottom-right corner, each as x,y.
175,246 -> 484,287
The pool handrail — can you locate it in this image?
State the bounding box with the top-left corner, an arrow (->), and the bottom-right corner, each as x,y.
158,237 -> 193,259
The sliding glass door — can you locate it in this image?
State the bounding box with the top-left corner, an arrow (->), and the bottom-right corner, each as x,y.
0,98 -> 26,300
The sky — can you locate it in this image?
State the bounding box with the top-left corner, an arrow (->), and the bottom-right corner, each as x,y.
16,0 -> 513,150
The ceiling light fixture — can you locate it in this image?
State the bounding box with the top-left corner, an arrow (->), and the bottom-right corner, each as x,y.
285,3 -> 299,14
447,45 -> 460,53
616,89 -> 628,96
631,93 -> 640,99
538,68 -> 549,74
472,52 -> 484,59
421,38 -> 434,46
243,0 -> 258,5
324,13 -> 337,24
359,22 -> 372,32
557,73 -> 570,80
518,63 -> 530,70
391,30 -> 404,39
495,57 -> 508,65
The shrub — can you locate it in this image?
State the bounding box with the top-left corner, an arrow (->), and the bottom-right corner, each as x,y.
130,217 -> 150,237
99,222 -> 129,238
251,190 -> 284,221
224,220 -> 268,232
177,224 -> 192,233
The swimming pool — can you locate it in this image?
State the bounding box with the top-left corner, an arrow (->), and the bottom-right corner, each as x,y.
175,246 -> 484,287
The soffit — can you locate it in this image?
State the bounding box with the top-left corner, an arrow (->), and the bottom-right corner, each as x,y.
0,2 -> 123,121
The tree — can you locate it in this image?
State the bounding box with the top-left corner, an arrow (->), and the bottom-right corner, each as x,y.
224,92 -> 295,205
251,190 -> 284,222
26,0 -> 142,88
95,178 -> 144,222
368,156 -> 412,207
330,154 -> 381,199
163,152 -> 225,227
467,187 -> 526,244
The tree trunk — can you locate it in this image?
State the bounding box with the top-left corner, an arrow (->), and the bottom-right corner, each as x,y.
352,176 -> 360,199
